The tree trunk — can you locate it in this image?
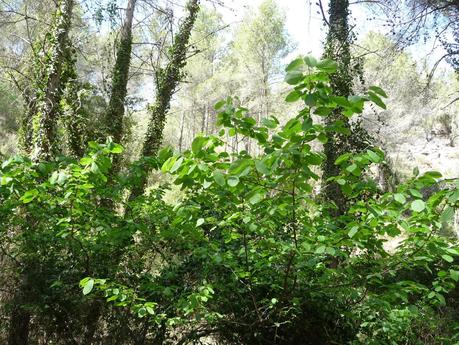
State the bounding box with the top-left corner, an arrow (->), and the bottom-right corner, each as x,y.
8,299 -> 30,345
130,0 -> 200,198
105,0 -> 137,173
321,0 -> 369,215
178,111 -> 186,152
30,0 -> 75,161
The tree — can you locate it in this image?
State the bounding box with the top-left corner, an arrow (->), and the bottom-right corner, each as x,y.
105,0 -> 137,172
29,0 -> 75,162
130,0 -> 200,198
232,0 -> 291,122
320,0 -> 374,215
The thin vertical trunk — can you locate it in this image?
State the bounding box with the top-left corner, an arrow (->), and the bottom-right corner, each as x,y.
130,0 -> 200,198
178,111 -> 186,152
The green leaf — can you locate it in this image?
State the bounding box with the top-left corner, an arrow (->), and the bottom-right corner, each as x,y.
409,189 -> 423,198
314,107 -> 332,116
255,160 -> 270,175
335,153 -> 351,165
214,100 -> 226,110
285,90 -> 301,102
110,143 -> 124,154
303,55 -> 318,67
348,226 -> 358,238
366,150 -> 381,163
170,157 -> 184,173
213,171 -> 225,186
192,137 -> 207,154
368,91 -> 386,109
83,279 -> 94,295
441,254 -> 454,263
79,157 -> 92,165
450,270 -> 459,282
369,86 -> 388,98
57,172 -> 67,185
262,117 -> 279,129
316,58 -> 338,72
346,163 -> 358,174
196,218 -> 205,227
90,162 -> 100,174
394,193 -> 406,204
285,71 -> 304,85
20,189 -> 39,204
441,206 -> 455,223
410,199 -> 425,212
161,156 -> 177,173
286,57 -> 304,71
248,190 -> 264,204
1,175 -> 12,185
227,176 -> 240,187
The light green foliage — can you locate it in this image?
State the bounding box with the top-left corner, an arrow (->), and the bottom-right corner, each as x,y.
54,57 -> 459,343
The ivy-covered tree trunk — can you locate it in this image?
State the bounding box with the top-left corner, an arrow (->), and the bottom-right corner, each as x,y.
8,2 -> 75,344
130,0 -> 200,198
30,0 -> 75,161
105,0 -> 137,173
322,0 -> 369,215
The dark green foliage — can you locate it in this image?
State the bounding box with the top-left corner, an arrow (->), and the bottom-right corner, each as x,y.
61,59 -> 459,344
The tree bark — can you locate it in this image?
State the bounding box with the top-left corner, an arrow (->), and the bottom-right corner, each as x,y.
321,0 -> 369,216
105,0 -> 137,173
130,0 -> 200,198
30,0 -> 75,161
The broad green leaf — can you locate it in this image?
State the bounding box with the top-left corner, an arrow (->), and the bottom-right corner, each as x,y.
162,156 -> 177,173
394,193 -> 406,204
213,171 -> 225,186
304,55 -> 318,67
214,100 -> 226,110
285,71 -> 304,85
409,189 -> 423,198
441,206 -> 455,223
335,153 -> 351,165
110,143 -> 124,154
255,160 -> 270,175
170,157 -> 184,173
192,137 -> 207,154
366,150 -> 381,163
348,226 -> 358,238
196,218 -> 205,227
227,176 -> 240,187
450,270 -> 459,282
248,190 -> 264,204
441,254 -> 454,263
285,90 -> 301,102
316,58 -> 338,72
20,189 -> 39,204
83,279 -> 94,295
410,199 -> 425,212
423,171 -> 442,179
79,157 -> 92,165
286,57 -> 304,71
